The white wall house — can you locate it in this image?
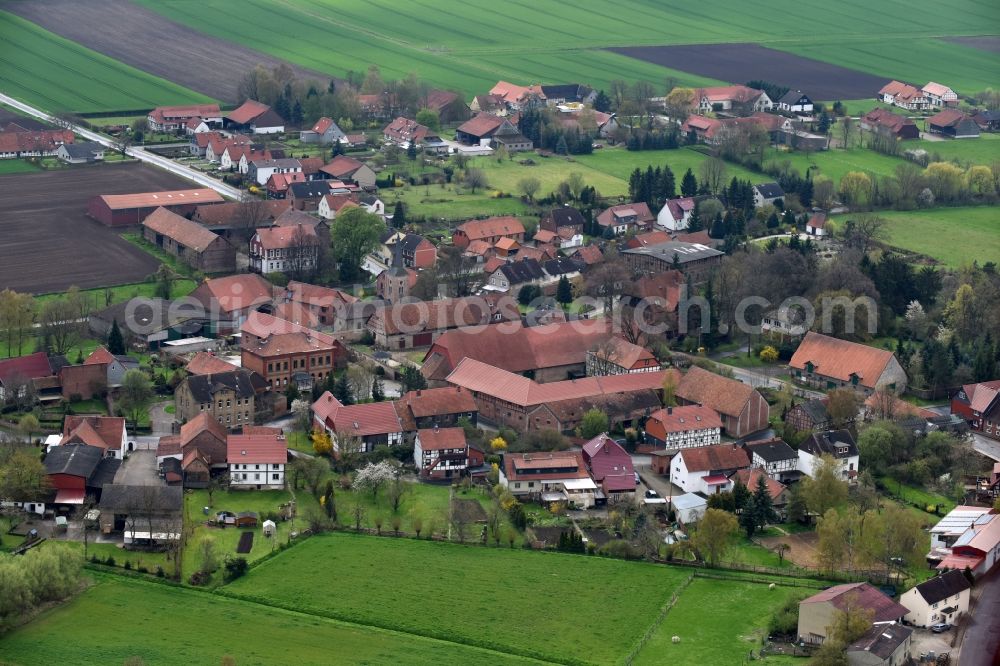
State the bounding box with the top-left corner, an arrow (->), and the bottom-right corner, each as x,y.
656,198 -> 695,232
900,571 -> 971,628
228,460 -> 285,489
670,445 -> 749,495
797,431 -> 860,482
227,436 -> 287,490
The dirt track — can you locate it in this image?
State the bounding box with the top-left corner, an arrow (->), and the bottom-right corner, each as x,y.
0,163 -> 193,294
6,0 -> 331,104
609,43 -> 888,101
758,532 -> 821,569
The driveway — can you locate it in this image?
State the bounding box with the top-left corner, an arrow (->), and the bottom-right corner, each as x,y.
970,432 -> 1000,462
148,400 -> 176,436
960,566 -> 1000,666
910,629 -> 955,663
114,450 -> 163,486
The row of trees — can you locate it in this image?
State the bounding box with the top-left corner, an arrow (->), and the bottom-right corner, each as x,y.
0,545 -> 81,627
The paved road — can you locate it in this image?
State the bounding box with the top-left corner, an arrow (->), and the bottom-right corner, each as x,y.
960,566 -> 1000,666
0,92 -> 241,199
971,432 -> 1000,462
113,450 -> 163,486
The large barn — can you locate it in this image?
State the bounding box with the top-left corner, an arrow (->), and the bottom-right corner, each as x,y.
87,189 -> 224,227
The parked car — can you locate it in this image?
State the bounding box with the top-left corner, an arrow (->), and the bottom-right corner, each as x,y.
930,623 -> 952,633
643,489 -> 667,505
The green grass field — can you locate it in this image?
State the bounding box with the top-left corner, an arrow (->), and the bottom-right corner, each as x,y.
0,574 -> 537,665
909,133 -> 1000,167
764,146 -> 907,184
835,207 -> 1000,268
633,578 -> 805,665
0,11 -> 213,114
0,160 -> 41,174
134,0 -> 999,100
224,532 -> 691,663
575,146 -> 761,184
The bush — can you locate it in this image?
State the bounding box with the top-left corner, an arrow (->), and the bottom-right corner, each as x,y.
768,594 -> 805,636
105,556 -> 116,567
137,566 -> 148,574
123,561 -> 132,570
224,557 -> 249,582
155,566 -> 165,578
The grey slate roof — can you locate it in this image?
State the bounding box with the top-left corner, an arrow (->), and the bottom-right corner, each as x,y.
44,444 -> 103,478
99,484 -> 183,513
399,233 -> 427,254
549,207 -> 586,228
778,90 -> 811,105
542,256 -> 584,276
754,182 -> 785,199
913,570 -> 971,605
183,370 -> 267,403
499,258 -> 545,284
61,141 -> 103,159
847,624 -> 912,660
288,181 -> 332,198
801,429 -> 858,459
797,399 -> 830,424
89,457 -> 122,489
745,438 -> 797,463
622,241 -> 723,264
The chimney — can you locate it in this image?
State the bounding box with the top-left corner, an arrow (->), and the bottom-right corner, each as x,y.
416,389 -> 421,396
667,406 -> 672,415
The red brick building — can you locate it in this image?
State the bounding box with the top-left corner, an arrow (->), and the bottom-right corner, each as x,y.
452,216 -> 525,249
88,189 -> 225,227
240,312 -> 346,391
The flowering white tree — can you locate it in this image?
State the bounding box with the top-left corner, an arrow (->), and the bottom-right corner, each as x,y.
353,460 -> 399,501
291,399 -> 312,432
904,300 -> 927,340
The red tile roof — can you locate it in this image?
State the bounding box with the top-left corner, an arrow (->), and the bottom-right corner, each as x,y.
645,404 -> 722,440
186,352 -> 240,375
456,113 -> 506,138
180,412 -> 227,448
310,117 -> 335,134
62,416 -> 124,452
226,99 -> 272,125
192,274 -> 275,315
148,104 -> 220,125
0,352 -> 54,385
286,281 -> 357,307
582,434 -> 635,486
676,366 -> 759,419
143,207 -> 221,252
400,387 -> 477,418
732,468 -> 786,502
417,427 -> 467,451
596,202 -> 654,228
84,347 -> 116,366
678,444 -> 749,473
790,332 -> 897,389
696,85 -> 765,104
312,392 -> 402,436
571,244 -> 604,265
241,311 -> 336,347
95,189 -> 224,210
370,297 -> 499,336
0,128 -> 75,154
456,216 -> 525,242
254,223 -> 317,250
503,451 -> 589,483
801,583 -> 908,622
226,432 -> 287,464
383,116 -> 433,144
321,155 -> 366,179
928,108 -> 970,128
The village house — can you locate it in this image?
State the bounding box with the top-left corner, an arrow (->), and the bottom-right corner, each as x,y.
98,484 -> 183,545
656,197 -> 696,232
312,392 -> 404,453
643,404 -> 722,451
695,85 -> 772,114
585,336 -> 659,376
582,434 -> 636,500
785,398 -> 831,432
299,117 -> 346,144
744,438 -> 800,483
444,357 -> 665,434
227,431 -> 287,490
0,127 -> 74,159
878,81 -> 928,110
249,224 -> 319,275
500,451 -> 597,508
488,81 -> 546,111
859,108 -> 920,140
320,155 -> 376,189
156,412 -> 229,487
225,99 -> 285,134
89,189 -> 224,227
265,172 -> 305,199
973,109 -> 1000,132
88,298 -> 208,352
249,158 -> 302,186
487,258 -> 545,292
174,369 -> 269,428
382,117 -> 447,152
414,427 -> 470,479
596,202 -> 655,235
541,206 -> 586,235
922,82 -> 959,108
453,216 -> 526,249
761,306 -> 809,342
675,366 -> 770,438
394,387 -> 479,432
286,181 -> 334,210
240,312 -> 345,390
951,379 -> 1000,439
55,141 -> 104,164
790,332 -> 908,394
188,274 -> 277,335
317,193 -> 359,220
41,444 -> 120,511
731,467 -> 790,515
753,183 -> 785,208
366,297 -> 512,349
422,318 -> 620,384
776,90 -> 813,114
798,430 -> 860,481
147,104 -> 222,132
927,109 -> 981,138
83,347 -> 138,388
805,212 -> 828,237
455,113 -> 533,151
900,570 -> 971,629
281,281 -> 357,328
846,624 -> 912,666
928,507 -> 1000,576
798,583 -> 908,645
142,207 -> 236,273
669,444 -> 750,495
60,416 -> 129,458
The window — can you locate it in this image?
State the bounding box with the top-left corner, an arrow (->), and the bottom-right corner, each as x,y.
514,482 -> 521,489
272,473 -> 280,480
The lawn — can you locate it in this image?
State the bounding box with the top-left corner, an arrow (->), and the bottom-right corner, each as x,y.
835,207 -> 1000,268
763,145 -> 906,185
909,133 -> 1000,168
386,182 -> 531,223
223,531 -> 691,663
0,11 -> 212,114
34,277 -> 197,303
0,574 -> 536,665
877,476 -> 957,515
633,578 -> 806,666
0,160 -> 41,174
575,146 -> 760,184
465,153 -> 630,197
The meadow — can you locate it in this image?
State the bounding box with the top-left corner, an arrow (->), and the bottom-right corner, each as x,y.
223,532 -> 691,663
574,146 -> 761,183
836,207 -> 1000,268
633,578 -> 806,665
0,11 -> 212,114
0,574 -> 537,665
0,160 -> 40,174
762,145 -> 908,183
909,133 -> 1000,167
